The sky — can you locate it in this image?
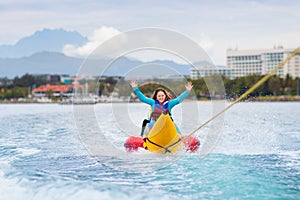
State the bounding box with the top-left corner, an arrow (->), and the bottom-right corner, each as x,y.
0,0 -> 300,65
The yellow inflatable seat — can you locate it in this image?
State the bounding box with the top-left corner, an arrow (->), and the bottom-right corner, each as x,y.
143,114 -> 182,153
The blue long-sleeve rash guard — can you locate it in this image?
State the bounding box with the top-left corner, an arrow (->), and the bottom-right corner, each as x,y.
132,87 -> 190,118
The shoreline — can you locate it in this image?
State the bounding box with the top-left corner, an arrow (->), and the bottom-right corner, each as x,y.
1,95 -> 300,104
248,95 -> 300,102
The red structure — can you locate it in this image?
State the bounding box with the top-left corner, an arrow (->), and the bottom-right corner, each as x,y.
32,84 -> 83,97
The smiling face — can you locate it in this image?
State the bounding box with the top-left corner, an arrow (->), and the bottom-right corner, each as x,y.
156,91 -> 166,104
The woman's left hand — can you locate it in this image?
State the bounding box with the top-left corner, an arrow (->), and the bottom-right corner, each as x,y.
185,82 -> 193,91
130,80 -> 138,88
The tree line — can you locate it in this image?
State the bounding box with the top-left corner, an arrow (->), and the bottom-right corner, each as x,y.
190,74 -> 299,100
0,74 -> 47,99
0,73 -> 299,100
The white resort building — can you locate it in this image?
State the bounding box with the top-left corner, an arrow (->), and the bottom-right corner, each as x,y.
226,47 -> 300,79
188,47 -> 299,80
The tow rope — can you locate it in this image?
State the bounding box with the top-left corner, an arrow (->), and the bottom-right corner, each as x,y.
187,46 -> 300,137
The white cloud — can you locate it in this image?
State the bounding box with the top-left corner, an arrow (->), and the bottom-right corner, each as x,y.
63,26 -> 214,65
126,33 -> 214,64
63,26 -> 121,57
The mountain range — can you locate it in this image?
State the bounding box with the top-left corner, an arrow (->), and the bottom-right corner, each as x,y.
0,28 -> 87,58
0,51 -> 194,78
0,28 -> 210,78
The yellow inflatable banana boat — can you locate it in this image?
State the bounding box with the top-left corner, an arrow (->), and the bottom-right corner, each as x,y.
143,113 -> 182,153
124,114 -> 200,153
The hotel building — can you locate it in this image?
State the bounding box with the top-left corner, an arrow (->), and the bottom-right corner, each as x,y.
227,47 -> 300,79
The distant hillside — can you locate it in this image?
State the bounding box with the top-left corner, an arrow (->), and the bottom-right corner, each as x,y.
0,52 -> 82,77
0,52 -> 192,78
0,28 -> 88,58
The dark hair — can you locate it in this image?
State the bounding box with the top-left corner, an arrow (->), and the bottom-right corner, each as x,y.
152,88 -> 173,101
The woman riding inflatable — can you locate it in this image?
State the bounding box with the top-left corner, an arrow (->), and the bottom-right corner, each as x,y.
130,80 -> 193,135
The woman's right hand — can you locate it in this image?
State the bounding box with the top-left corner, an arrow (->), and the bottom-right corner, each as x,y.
130,80 -> 138,88
185,81 -> 193,91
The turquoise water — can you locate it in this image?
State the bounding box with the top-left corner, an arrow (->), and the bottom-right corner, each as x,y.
0,102 -> 299,199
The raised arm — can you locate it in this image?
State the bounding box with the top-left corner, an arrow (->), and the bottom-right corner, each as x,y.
130,80 -> 154,105
169,82 -> 193,107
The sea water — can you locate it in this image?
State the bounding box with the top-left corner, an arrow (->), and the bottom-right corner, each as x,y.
0,102 -> 299,199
